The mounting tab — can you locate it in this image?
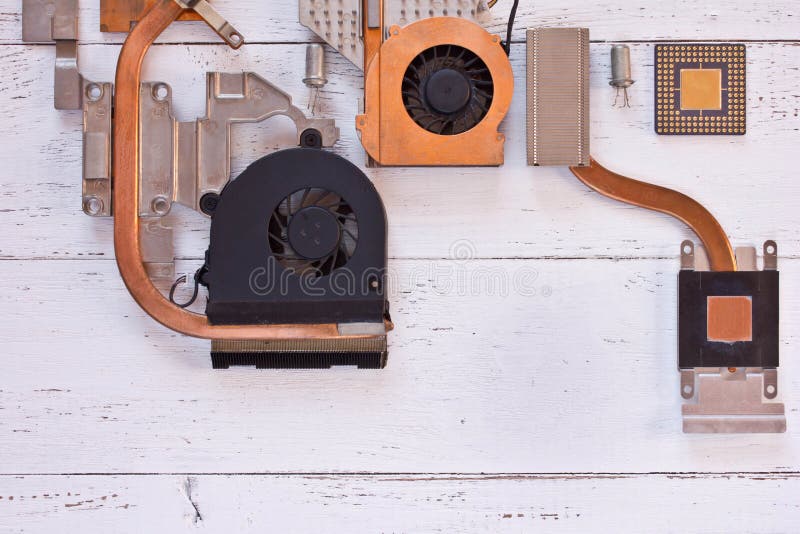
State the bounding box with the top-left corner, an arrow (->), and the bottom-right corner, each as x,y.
22,0 -> 85,109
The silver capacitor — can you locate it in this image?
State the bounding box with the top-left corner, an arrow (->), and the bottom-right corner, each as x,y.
609,44 -> 635,107
303,43 -> 328,113
303,43 -> 328,88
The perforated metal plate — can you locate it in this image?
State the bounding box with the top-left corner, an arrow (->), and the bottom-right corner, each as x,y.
299,0 -> 489,69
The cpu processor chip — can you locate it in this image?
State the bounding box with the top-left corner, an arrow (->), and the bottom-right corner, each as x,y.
655,44 -> 746,135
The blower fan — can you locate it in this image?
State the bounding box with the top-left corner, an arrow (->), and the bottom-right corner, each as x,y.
204,148 -> 388,329
356,17 -> 513,166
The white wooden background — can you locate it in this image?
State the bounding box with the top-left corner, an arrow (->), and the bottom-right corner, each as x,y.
1,1 -> 799,532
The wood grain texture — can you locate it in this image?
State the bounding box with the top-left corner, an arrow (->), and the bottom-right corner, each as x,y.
0,258 -> 797,473
0,42 -> 798,260
0,474 -> 798,533
1,1 -> 799,530
3,0 -> 800,44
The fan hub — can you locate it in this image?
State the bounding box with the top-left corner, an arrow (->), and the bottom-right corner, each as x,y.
425,68 -> 472,115
287,206 -> 341,260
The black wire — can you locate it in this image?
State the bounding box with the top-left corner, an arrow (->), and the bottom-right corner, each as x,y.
502,0 -> 520,56
169,274 -> 200,308
169,262 -> 208,309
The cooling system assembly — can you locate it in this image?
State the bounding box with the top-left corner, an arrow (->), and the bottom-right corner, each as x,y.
526,27 -> 784,433
20,1 -> 786,433
22,0 -> 391,369
300,0 -> 515,166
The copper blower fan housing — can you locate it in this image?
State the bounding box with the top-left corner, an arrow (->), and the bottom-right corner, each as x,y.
356,17 -> 514,166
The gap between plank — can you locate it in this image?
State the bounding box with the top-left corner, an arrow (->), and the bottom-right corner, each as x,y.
3,39 -> 800,47
0,471 -> 798,477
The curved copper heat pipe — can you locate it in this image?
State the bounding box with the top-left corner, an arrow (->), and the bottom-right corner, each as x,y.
569,159 -> 737,272
113,0 -> 387,339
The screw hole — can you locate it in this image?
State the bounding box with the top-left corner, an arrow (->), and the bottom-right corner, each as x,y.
300,129 -> 323,148
682,384 -> 693,395
766,245 -> 776,254
199,192 -> 221,216
152,83 -> 169,101
83,196 -> 103,215
229,32 -> 242,45
766,384 -> 776,395
682,244 -> 692,255
86,83 -> 103,102
151,196 -> 170,215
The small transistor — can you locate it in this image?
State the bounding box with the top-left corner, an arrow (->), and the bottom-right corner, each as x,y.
303,43 -> 328,114
654,43 -> 746,135
609,44 -> 634,107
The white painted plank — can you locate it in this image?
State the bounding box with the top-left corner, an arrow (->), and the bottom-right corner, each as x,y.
3,0 -> 800,44
0,257 -> 797,473
0,474 -> 798,533
0,1 -> 798,530
0,42 -> 797,260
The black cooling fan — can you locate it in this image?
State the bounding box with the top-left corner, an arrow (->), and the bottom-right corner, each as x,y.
402,44 -> 494,135
205,148 -> 388,326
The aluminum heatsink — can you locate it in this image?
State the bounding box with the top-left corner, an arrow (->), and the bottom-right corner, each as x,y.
526,27 -> 590,167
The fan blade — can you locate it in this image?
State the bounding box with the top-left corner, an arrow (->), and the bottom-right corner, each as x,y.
406,62 -> 422,80
268,231 -> 287,243
329,245 -> 340,271
313,190 -> 338,207
474,87 -> 493,100
463,55 -> 481,68
466,102 -> 479,126
401,90 -> 424,103
342,227 -> 358,242
404,104 -> 428,113
466,67 -> 490,77
471,96 -> 489,114
298,187 -> 312,208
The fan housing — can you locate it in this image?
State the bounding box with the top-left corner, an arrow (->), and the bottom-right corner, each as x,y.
205,148 -> 387,326
356,17 -> 514,166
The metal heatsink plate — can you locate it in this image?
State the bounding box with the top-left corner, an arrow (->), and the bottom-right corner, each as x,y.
526,27 -> 590,167
299,0 -> 489,70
